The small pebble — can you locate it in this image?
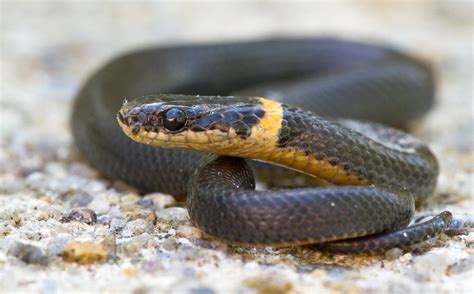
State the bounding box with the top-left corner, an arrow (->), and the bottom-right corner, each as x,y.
46,235 -> 73,258
97,215 -> 111,226
88,193 -> 111,214
25,172 -> 49,190
60,208 -> 97,225
38,205 -> 62,220
35,211 -> 49,221
64,192 -> 93,209
62,241 -> 107,264
121,219 -> 152,238
109,218 -> 127,233
125,209 -> 157,224
120,193 -> 140,211
0,207 -> 23,225
108,207 -> 123,218
8,240 -> 48,265
193,239 -> 212,249
157,207 -> 189,222
176,245 -> 201,261
121,233 -> 157,254
123,266 -> 138,277
161,238 -> 178,251
177,225 -> 202,240
100,234 -> 117,256
244,273 -> 294,294
137,198 -> 154,208
143,193 -> 176,209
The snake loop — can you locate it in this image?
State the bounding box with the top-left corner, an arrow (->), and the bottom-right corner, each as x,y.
72,38 -> 451,253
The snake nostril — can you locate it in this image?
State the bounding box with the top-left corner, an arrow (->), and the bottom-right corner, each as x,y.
127,116 -> 138,126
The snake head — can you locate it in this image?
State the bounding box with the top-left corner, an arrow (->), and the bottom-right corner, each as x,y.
117,94 -> 277,153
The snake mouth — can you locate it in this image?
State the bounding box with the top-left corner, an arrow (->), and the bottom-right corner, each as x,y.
117,108 -> 127,126
117,107 -> 146,136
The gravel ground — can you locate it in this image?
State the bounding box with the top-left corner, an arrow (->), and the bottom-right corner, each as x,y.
1,1 -> 473,293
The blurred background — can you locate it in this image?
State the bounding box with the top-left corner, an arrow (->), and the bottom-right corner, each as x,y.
1,1 -> 473,293
2,1 -> 472,144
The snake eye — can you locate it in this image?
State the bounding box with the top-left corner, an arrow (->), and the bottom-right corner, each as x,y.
163,108 -> 187,131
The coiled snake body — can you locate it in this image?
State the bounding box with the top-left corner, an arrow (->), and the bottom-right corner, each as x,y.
72,38 -> 452,253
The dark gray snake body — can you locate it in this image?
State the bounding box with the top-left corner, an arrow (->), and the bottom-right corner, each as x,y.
72,38 -> 452,253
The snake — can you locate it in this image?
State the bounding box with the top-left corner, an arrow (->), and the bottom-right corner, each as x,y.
71,38 -> 453,253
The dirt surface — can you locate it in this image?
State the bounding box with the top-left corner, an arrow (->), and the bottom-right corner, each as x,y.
1,1 -> 473,293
